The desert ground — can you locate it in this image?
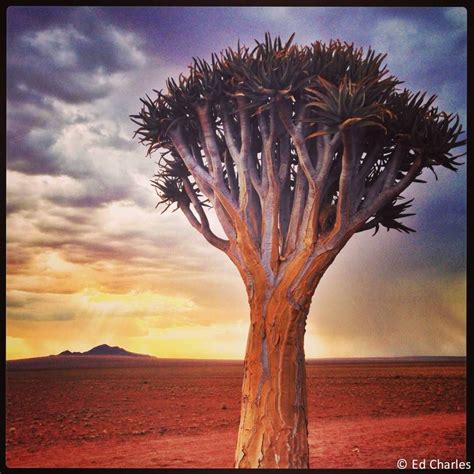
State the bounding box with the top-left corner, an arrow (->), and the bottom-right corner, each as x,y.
5,356 -> 466,468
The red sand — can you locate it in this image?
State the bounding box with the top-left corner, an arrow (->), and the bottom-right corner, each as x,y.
5,358 -> 466,468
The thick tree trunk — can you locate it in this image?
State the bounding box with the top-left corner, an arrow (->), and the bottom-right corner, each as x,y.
234,284 -> 311,468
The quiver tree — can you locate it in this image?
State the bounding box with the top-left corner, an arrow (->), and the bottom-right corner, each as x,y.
131,34 -> 465,469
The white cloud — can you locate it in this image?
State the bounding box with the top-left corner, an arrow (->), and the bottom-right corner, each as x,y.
23,26 -> 86,68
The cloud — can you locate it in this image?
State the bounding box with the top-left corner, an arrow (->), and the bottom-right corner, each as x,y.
7,85 -> 146,174
7,286 -> 197,323
7,290 -> 78,321
8,9 -> 145,105
6,8 -> 179,235
6,6 -> 155,212
6,187 -> 242,317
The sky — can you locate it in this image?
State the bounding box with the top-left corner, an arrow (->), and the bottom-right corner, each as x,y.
6,6 -> 467,360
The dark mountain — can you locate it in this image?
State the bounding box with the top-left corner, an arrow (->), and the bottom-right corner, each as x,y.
58,344 -> 148,357
59,350 -> 74,355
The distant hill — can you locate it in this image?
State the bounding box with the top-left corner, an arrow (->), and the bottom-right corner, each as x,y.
58,344 -> 148,357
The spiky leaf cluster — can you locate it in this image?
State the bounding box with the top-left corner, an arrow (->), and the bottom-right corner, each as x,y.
370,198 -> 416,235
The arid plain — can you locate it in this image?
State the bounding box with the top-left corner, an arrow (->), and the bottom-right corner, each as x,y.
5,356 -> 466,468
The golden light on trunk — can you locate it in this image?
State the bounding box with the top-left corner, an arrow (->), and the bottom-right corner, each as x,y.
132,34 -> 465,468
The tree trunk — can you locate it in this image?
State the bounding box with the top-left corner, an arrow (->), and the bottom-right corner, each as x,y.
234,284 -> 311,468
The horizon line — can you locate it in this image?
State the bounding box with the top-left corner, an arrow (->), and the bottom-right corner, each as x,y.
5,354 -> 467,363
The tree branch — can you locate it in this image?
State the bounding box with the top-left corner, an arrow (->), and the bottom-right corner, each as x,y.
182,176 -> 210,228
179,202 -> 230,253
169,127 -> 214,195
224,97 -> 262,242
220,100 -> 242,162
299,130 -> 341,247
361,143 -> 407,212
195,102 -> 227,191
382,144 -> 407,191
224,149 -> 239,201
170,122 -> 272,285
278,135 -> 292,250
169,125 -> 238,241
352,156 -> 423,232
283,166 -> 308,258
351,137 -> 385,214
332,128 -> 358,235
257,104 -> 280,275
181,174 -> 231,253
276,98 -> 317,187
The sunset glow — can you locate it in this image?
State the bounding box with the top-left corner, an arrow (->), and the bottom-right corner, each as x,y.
6,6 -> 466,360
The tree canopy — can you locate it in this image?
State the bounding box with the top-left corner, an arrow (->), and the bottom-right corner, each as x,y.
131,34 -> 465,261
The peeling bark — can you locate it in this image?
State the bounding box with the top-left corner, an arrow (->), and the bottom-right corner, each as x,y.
235,284 -> 311,469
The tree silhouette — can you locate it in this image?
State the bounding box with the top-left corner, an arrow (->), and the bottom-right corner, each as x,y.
131,34 -> 465,468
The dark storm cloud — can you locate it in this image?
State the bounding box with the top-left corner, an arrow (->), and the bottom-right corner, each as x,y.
8,63 -> 109,105
7,124 -> 64,176
7,6 -> 146,187
7,7 -> 145,105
